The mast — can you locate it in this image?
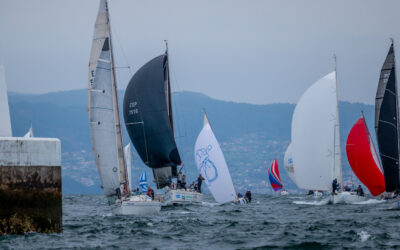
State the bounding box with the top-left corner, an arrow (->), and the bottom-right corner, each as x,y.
164,40 -> 175,135
333,54 -> 343,189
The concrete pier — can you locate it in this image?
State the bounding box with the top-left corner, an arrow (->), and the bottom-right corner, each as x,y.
0,137 -> 61,234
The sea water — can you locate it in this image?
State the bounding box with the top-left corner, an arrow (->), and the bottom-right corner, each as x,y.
0,194 -> 399,249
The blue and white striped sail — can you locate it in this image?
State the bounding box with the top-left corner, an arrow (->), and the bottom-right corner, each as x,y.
139,172 -> 148,193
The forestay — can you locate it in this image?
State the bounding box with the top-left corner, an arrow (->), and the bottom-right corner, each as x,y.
291,72 -> 340,191
0,48 -> 12,137
194,114 -> 236,204
88,0 -> 126,198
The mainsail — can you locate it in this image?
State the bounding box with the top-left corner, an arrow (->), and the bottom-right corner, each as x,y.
283,143 -> 296,184
123,50 -> 181,189
291,72 -> 340,191
88,0 -> 128,199
194,114 -> 236,204
375,41 -> 400,192
268,159 -> 283,191
346,116 -> 385,196
0,48 -> 12,137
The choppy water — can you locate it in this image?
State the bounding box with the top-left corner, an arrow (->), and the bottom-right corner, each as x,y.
1,194 -> 400,249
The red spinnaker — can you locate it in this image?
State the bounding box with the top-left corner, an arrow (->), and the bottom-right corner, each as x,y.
346,117 -> 385,196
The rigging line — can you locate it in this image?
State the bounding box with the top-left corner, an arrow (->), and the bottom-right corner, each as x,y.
111,23 -> 134,78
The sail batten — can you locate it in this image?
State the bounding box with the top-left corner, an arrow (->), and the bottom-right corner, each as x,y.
375,42 -> 400,192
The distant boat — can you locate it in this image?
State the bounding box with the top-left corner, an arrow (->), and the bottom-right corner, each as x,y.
268,159 -> 283,192
283,143 -> 296,185
24,123 -> 34,138
123,42 -> 202,205
194,113 -> 241,204
346,114 -> 385,196
0,48 -> 11,137
88,0 -> 160,215
375,40 -> 400,193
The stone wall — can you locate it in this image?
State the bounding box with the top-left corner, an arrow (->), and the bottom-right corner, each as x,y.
0,137 -> 61,234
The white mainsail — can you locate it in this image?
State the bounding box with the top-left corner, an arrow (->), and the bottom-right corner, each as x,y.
194,114 -> 236,203
124,143 -> 132,192
283,143 -> 296,184
0,48 -> 12,137
24,125 -> 34,138
88,0 -> 127,198
291,72 -> 340,191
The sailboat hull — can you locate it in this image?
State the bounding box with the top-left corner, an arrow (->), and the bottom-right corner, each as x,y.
163,189 -> 203,206
330,191 -> 367,204
112,195 -> 161,215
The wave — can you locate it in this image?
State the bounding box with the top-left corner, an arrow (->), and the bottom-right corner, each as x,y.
358,231 -> 371,242
293,199 -> 330,206
351,199 -> 386,205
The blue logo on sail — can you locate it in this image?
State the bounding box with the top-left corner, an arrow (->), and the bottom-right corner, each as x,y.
139,172 -> 148,192
196,145 -> 218,183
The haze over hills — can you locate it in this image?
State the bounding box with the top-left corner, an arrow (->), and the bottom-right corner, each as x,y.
8,89 -> 374,195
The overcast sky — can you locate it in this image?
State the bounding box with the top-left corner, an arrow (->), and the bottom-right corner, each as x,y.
1,0 -> 399,104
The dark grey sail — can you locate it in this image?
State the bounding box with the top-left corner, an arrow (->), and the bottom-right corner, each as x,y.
123,53 -> 181,189
375,41 -> 400,192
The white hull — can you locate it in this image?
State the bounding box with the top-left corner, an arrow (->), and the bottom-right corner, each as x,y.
330,191 -> 367,204
280,190 -> 289,196
112,195 -> 161,215
163,189 -> 203,206
237,197 -> 248,204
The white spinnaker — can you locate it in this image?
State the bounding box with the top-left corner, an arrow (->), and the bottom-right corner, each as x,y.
291,72 -> 339,191
283,143 -> 296,184
0,48 -> 12,137
88,0 -> 122,197
194,115 -> 236,204
124,143 -> 132,192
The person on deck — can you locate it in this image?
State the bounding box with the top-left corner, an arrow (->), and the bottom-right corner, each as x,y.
332,178 -> 338,194
237,193 -> 243,198
356,185 -> 364,197
245,190 -> 252,203
147,187 -> 155,200
182,174 -> 187,190
177,171 -> 183,189
197,174 -> 205,193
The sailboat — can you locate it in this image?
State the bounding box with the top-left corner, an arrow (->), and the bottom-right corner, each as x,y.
88,0 -> 161,215
291,71 -> 342,194
194,113 -> 246,204
375,39 -> 400,196
123,42 -> 202,205
268,159 -> 287,195
346,114 -> 385,196
0,47 -> 12,137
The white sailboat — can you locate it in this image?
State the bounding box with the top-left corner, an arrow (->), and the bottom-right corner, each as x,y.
0,48 -> 12,137
291,65 -> 366,203
194,113 -> 245,204
88,0 -> 160,215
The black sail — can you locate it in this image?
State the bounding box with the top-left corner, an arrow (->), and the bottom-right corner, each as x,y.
123,54 -> 181,189
375,42 -> 400,192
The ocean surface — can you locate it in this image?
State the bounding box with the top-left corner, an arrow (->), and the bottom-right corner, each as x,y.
0,194 -> 399,249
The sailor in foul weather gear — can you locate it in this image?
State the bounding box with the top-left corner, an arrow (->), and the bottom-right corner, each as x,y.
332,178 -> 339,194
197,174 -> 205,193
356,185 -> 364,197
245,190 -> 252,203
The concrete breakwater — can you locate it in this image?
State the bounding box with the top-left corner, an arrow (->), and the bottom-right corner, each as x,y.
0,137 -> 61,234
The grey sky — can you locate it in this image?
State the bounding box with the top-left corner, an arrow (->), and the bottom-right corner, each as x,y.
1,0 -> 399,104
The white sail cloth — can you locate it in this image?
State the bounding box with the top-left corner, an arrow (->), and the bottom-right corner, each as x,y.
124,143 -> 132,192
291,72 -> 341,191
88,0 -> 123,197
24,126 -> 34,138
194,115 -> 236,204
283,143 -> 296,184
0,49 -> 12,137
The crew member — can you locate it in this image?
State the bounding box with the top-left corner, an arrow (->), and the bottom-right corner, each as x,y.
332,178 -> 338,194
245,190 -> 252,203
197,174 -> 205,193
356,185 -> 364,197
